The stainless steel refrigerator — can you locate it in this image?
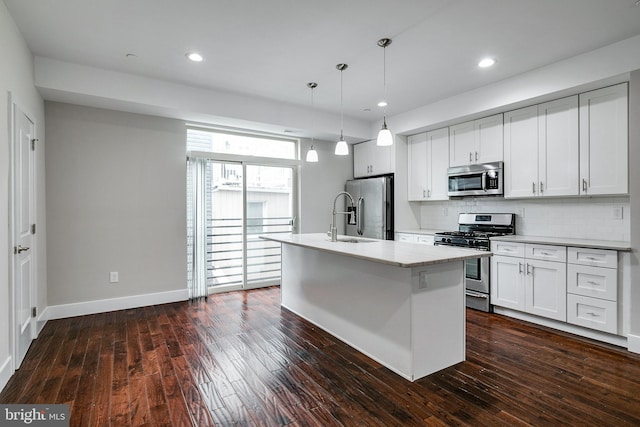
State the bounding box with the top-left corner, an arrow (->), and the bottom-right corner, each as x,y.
345,175 -> 394,240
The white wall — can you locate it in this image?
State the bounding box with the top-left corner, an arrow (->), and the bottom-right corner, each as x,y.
0,1 -> 46,388
45,102 -> 187,306
299,138 -> 354,233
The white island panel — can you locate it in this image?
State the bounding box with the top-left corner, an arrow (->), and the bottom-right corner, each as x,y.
280,243 -> 466,381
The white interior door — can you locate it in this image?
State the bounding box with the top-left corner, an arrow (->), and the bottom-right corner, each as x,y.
12,104 -> 36,369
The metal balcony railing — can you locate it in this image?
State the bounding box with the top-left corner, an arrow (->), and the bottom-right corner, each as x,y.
201,217 -> 292,288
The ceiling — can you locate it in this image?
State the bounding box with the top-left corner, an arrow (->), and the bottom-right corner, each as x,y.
5,0 -> 640,124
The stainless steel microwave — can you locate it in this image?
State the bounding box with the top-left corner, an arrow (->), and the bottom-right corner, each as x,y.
447,161 -> 503,197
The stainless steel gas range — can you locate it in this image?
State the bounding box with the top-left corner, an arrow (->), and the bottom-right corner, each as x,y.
434,213 -> 516,312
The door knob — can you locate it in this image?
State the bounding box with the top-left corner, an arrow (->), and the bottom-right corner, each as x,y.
14,245 -> 29,254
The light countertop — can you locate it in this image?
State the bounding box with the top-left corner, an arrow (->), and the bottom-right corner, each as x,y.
490,235 -> 631,251
260,233 -> 489,268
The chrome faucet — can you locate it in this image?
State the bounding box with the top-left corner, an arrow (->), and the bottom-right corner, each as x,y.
329,191 -> 357,242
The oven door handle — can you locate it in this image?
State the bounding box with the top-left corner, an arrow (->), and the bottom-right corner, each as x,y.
466,290 -> 489,299
482,172 -> 488,192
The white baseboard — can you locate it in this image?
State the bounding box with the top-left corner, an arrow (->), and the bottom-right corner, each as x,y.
0,356 -> 12,394
627,334 -> 640,354
36,307 -> 48,336
45,289 -> 189,320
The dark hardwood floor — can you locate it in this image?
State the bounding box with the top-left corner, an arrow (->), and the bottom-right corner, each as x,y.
2,286 -> 640,426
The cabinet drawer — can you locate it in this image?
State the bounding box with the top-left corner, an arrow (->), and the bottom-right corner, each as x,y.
567,264 -> 617,301
395,233 -> 416,243
567,294 -> 617,334
568,247 -> 617,268
416,236 -> 434,245
526,244 -> 566,262
491,241 -> 524,257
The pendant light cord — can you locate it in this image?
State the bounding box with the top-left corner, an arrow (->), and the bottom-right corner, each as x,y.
340,68 -> 344,139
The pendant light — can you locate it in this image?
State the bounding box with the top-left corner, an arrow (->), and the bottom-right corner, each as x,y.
334,63 -> 349,156
305,82 -> 319,162
376,38 -> 393,146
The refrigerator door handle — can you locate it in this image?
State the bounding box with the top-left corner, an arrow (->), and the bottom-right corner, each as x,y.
357,197 -> 364,235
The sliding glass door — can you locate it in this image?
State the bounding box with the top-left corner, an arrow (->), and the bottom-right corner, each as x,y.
245,165 -> 294,287
187,158 -> 296,295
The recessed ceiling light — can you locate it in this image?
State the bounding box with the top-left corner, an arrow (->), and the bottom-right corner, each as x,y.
186,52 -> 204,62
478,58 -> 496,68
377,101 -> 388,107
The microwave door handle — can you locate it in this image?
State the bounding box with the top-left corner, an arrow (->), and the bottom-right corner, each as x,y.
482,172 -> 488,192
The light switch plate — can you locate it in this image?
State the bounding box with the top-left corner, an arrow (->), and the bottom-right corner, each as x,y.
110,272 -> 119,283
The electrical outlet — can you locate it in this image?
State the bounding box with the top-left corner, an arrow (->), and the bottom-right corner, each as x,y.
109,272 -> 119,283
612,206 -> 623,220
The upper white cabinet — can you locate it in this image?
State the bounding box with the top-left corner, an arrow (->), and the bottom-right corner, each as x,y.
449,114 -> 503,167
354,140 -> 394,178
407,128 -> 449,201
504,96 -> 579,198
579,83 -> 628,196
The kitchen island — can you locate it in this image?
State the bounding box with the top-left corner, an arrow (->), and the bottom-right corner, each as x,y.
260,233 -> 490,381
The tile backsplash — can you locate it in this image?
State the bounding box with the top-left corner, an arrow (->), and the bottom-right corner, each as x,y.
420,196 -> 630,241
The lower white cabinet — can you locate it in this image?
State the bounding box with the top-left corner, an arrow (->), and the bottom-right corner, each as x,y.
395,232 -> 434,245
567,294 -> 617,334
491,242 -> 567,321
395,233 -> 416,243
566,247 -> 618,334
492,241 -> 620,335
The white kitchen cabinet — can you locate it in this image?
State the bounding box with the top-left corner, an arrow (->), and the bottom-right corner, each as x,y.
354,140 -> 394,178
395,233 -> 416,243
407,133 -> 428,200
567,247 -> 618,334
395,232 -> 434,245
416,235 -> 434,245
491,254 -> 525,311
525,258 -> 567,322
407,128 -> 449,201
449,114 -> 503,167
579,83 -> 628,196
504,96 -> 579,198
491,242 -> 567,321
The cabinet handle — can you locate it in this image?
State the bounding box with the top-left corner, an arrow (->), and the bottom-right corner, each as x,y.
586,256 -> 599,261
532,182 -> 536,194
587,281 -> 600,286
427,189 -> 431,198
518,262 -> 523,274
540,182 -> 544,194
475,151 -> 478,161
469,152 -> 472,163
541,252 -> 552,256
586,312 -> 600,317
423,189 -> 426,198
582,179 -> 588,192
526,263 -> 532,275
